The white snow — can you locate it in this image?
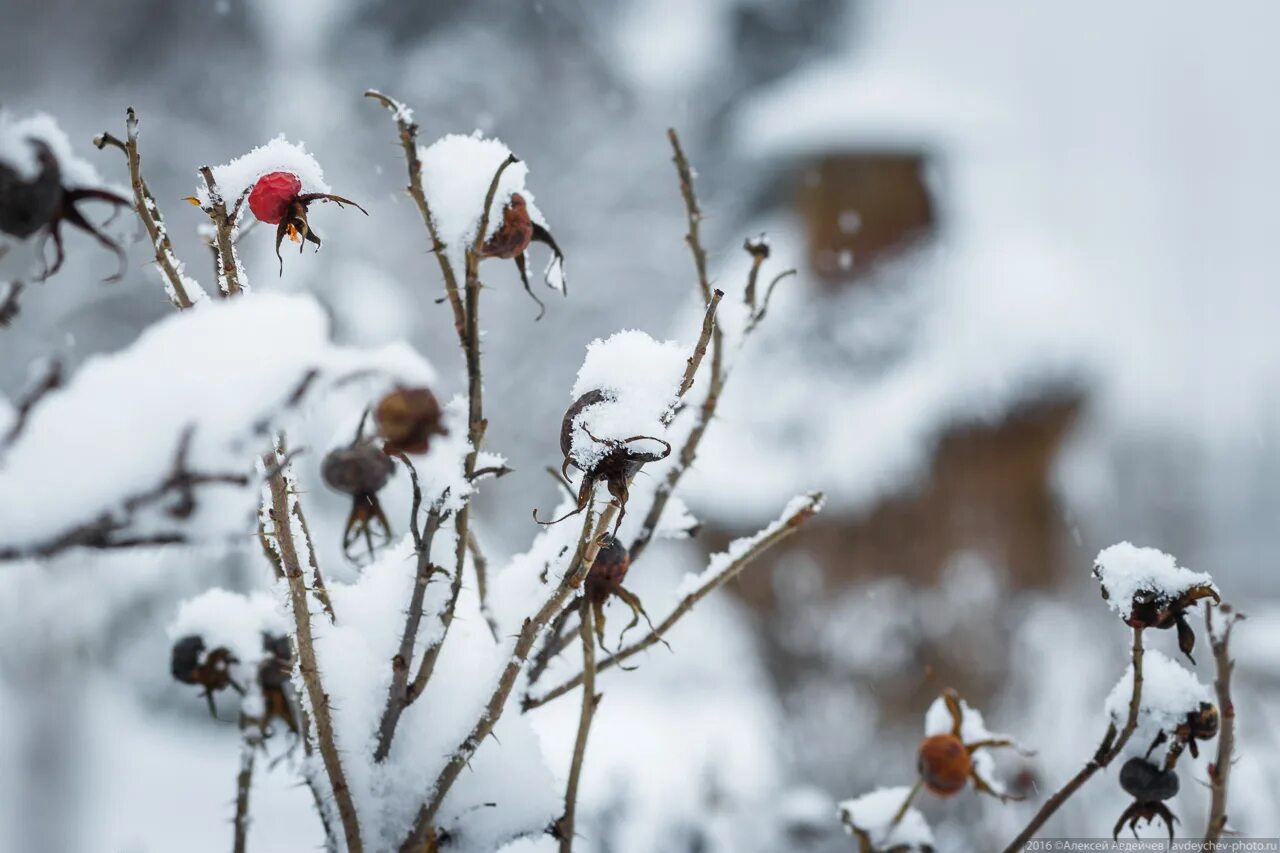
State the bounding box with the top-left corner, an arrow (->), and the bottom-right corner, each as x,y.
566,329 -> 686,473
194,135 -> 330,206
168,587 -> 287,667
837,786 -> 933,850
0,111 -> 113,189
417,132 -> 555,281
1105,648 -> 1214,761
675,493 -> 823,598
0,293 -> 434,555
1093,542 -> 1218,619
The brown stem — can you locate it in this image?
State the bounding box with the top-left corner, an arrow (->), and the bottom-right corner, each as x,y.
554,596 -> 600,852
524,493 -> 823,711
1000,628 -> 1145,853
397,505 -> 601,852
233,717 -> 260,853
1204,602 -> 1241,843
198,166 -> 243,296
263,449 -> 362,853
292,498 -> 335,624
373,507 -> 443,762
95,108 -> 201,309
667,128 -> 711,304
468,529 -> 500,641
364,90 -> 465,346
674,289 -> 723,400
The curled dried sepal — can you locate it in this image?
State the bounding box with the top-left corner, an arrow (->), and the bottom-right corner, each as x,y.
536,390 -> 671,536
477,191 -> 566,318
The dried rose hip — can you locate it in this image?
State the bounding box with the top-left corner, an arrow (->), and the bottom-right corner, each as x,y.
375,386 -> 447,456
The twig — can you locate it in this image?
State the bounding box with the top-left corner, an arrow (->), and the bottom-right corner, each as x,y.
373,505 -> 444,762
553,596 -> 600,852
675,289 -> 723,400
233,716 -> 261,853
263,448 -> 362,853
198,166 -> 244,296
292,499 -> 335,624
746,269 -> 796,333
364,90 -> 466,345
1000,628 -> 1146,853
397,505 -> 601,852
667,128 -> 711,304
95,108 -> 203,309
1204,602 -> 1242,843
468,529 -> 500,641
524,493 -> 823,711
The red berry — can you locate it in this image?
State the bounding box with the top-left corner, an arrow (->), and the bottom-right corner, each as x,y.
248,171 -> 302,225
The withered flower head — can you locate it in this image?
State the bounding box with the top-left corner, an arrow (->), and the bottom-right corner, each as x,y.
478,191 -> 565,319
169,634 -> 244,718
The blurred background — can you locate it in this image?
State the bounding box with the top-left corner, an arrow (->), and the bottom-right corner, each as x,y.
3,1 -> 1280,850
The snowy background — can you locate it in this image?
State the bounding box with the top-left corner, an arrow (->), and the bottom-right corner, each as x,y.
3,1 -> 1280,851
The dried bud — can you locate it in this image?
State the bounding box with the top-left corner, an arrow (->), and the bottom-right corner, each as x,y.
743,235 -> 770,260
376,386 -> 447,455
918,734 -> 971,796
322,440 -> 395,497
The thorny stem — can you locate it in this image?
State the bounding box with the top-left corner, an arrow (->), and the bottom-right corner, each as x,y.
233,716 -> 261,853
293,498 -> 335,624
1204,602 -> 1242,844
364,90 -> 466,346
410,155 -> 517,706
1000,628 -> 1145,853
523,493 -> 823,711
675,289 -> 723,400
373,506 -> 444,762
554,596 -> 600,852
94,108 -> 201,309
397,505 -> 601,852
264,448 -> 363,853
198,166 -> 243,296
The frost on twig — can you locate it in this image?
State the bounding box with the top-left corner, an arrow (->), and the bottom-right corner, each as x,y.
838,787 -> 935,853
0,293 -> 433,561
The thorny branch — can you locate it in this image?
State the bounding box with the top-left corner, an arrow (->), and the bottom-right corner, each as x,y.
523,492 -> 824,711
397,504 -> 602,853
1000,627 -> 1146,853
373,501 -> 445,762
263,447 -> 363,853
1204,602 -> 1243,844
94,108 -> 202,309
197,166 -> 244,297
667,128 -> 712,305
233,714 -> 262,853
553,596 -> 600,852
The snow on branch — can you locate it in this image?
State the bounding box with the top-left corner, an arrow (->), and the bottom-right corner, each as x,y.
838,786 -> 934,853
0,293 -> 433,561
